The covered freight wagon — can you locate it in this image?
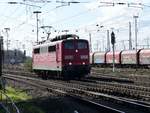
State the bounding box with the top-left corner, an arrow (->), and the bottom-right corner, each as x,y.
139,49 -> 150,67
121,49 -> 141,67
93,52 -> 107,67
121,50 -> 137,65
106,51 -> 121,65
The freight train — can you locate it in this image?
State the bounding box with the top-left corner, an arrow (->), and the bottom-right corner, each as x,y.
32,34 -> 91,79
90,49 -> 150,68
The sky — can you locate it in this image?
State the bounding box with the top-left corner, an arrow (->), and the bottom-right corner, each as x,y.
0,0 -> 150,56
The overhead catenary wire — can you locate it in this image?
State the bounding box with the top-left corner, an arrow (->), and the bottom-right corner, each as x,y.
2,2 -> 133,34
0,1 -> 145,38
0,0 -> 40,28
0,0 -> 126,32
0,5 -> 22,27
38,1 -> 143,29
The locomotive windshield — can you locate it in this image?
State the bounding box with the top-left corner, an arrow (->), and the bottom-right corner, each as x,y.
64,41 -> 74,49
77,41 -> 88,49
64,40 -> 88,49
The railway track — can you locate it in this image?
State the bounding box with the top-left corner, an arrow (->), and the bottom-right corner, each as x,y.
4,74 -> 123,113
53,79 -> 150,102
4,68 -> 150,85
4,73 -> 150,113
4,68 -> 150,86
91,68 -> 150,80
91,69 -> 150,87
3,70 -> 150,102
68,79 -> 150,104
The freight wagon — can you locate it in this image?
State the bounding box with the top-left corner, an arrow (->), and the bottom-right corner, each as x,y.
90,48 -> 150,68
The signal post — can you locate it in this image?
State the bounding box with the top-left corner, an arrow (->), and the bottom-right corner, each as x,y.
111,31 -> 116,72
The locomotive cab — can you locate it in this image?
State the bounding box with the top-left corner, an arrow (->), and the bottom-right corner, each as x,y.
62,39 -> 90,78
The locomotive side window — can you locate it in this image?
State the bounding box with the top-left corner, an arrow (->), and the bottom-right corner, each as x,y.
77,41 -> 88,49
40,46 -> 48,53
64,41 -> 74,49
48,45 -> 56,52
34,48 -> 40,54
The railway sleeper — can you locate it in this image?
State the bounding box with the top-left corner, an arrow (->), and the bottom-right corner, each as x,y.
108,88 -> 141,99
64,82 -> 149,101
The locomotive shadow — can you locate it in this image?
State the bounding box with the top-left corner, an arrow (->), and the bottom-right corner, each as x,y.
10,96 -> 99,113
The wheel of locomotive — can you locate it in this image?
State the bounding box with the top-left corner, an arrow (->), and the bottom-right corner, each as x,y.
62,71 -> 70,80
41,71 -> 48,80
56,71 -> 62,79
77,76 -> 81,80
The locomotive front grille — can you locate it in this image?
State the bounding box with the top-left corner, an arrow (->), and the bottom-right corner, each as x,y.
63,65 -> 90,74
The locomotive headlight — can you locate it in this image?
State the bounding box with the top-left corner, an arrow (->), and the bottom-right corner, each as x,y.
69,62 -> 72,65
82,62 -> 85,65
80,55 -> 88,60
64,55 -> 73,60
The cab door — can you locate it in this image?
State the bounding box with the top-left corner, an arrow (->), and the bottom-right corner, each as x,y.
56,43 -> 62,70
62,40 -> 75,65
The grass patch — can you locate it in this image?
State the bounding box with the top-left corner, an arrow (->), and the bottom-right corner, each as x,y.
1,86 -> 31,101
0,87 -> 46,113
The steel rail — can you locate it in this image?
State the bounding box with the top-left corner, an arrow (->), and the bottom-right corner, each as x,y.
4,74 -> 150,113
4,74 -> 124,113
54,79 -> 150,101
0,102 -> 11,113
4,73 -> 150,101
4,72 -> 150,93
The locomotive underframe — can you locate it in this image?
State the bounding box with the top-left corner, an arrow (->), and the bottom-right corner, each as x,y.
33,65 -> 91,79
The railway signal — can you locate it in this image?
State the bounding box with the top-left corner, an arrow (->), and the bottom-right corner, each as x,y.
111,31 -> 116,72
111,31 -> 116,45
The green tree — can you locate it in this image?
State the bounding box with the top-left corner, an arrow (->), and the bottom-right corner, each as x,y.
24,58 -> 32,72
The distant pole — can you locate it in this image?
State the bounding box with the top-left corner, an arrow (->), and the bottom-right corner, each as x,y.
134,15 -> 138,69
0,36 -> 3,97
96,40 -> 99,51
107,30 -> 110,52
112,44 -> 115,72
4,28 -> 10,64
0,36 -> 3,77
134,16 -> 138,52
121,40 -> 126,50
102,38 -> 104,51
146,37 -> 150,48
33,11 -> 42,43
89,33 -> 92,52
22,44 -> 26,61
129,22 -> 132,50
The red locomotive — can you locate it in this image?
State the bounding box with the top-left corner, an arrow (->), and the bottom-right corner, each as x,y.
32,34 -> 91,79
